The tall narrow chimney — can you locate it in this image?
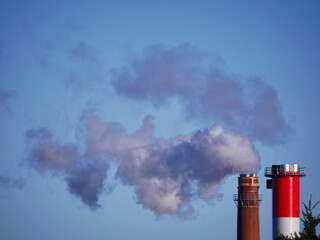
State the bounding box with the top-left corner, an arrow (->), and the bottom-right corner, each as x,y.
265,164 -> 306,239
234,173 -> 262,240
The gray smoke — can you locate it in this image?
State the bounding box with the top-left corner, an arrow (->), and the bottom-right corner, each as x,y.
0,89 -> 16,113
66,161 -> 108,209
111,44 -> 292,145
25,44 -> 290,216
25,127 -> 109,209
26,110 -> 260,216
0,174 -> 26,190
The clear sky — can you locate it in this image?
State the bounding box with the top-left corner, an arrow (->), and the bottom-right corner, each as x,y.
0,1 -> 320,239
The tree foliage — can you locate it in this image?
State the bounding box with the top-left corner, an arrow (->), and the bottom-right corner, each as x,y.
299,196 -> 320,240
276,195 -> 320,240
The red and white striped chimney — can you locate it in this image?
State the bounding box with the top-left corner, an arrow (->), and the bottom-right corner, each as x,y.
265,164 -> 306,239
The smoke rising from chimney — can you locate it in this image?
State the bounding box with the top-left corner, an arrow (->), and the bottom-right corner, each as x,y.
26,110 -> 260,216
24,44 -> 290,217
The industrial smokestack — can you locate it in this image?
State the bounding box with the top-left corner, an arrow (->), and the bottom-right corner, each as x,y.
265,164 -> 306,239
234,173 -> 262,240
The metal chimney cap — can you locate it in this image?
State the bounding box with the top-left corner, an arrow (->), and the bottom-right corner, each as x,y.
239,173 -> 257,177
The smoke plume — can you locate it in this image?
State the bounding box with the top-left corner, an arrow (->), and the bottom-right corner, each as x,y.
25,127 -> 109,209
0,89 -> 16,114
0,174 -> 26,190
25,44 -> 291,217
116,124 -> 260,217
111,44 -> 292,145
26,110 -> 259,216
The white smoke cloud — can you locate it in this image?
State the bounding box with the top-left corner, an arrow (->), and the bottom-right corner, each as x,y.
25,111 -> 260,216
117,125 -> 260,216
111,44 -> 292,145
24,44 -> 292,217
82,110 -> 154,159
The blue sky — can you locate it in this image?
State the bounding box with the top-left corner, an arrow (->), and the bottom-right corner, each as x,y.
0,1 -> 320,239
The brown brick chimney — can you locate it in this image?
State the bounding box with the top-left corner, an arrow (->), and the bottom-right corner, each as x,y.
234,174 -> 262,240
